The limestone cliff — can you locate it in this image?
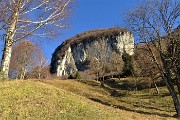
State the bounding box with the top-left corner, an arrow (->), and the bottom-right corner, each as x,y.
50,27 -> 134,76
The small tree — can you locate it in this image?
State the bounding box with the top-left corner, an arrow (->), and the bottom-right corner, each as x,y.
33,53 -> 48,79
30,66 -> 50,80
134,45 -> 161,93
87,40 -> 112,87
88,57 -> 102,80
108,52 -> 124,78
9,40 -> 41,79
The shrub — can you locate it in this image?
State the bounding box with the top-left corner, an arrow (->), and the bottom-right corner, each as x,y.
75,72 -> 81,79
68,72 -> 81,79
122,51 -> 134,77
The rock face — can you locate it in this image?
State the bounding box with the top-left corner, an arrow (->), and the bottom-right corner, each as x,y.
50,28 -> 134,76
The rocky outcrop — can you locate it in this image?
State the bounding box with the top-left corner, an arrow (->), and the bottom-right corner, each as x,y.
50,27 -> 134,76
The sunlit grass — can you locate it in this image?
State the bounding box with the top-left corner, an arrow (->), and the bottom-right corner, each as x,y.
0,80 -> 91,119
45,79 -> 176,120
0,80 -> 138,120
0,79 -> 176,120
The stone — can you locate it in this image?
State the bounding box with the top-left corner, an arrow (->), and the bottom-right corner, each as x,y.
50,27 -> 134,76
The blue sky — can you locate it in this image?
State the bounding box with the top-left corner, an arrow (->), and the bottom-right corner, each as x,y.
42,0 -> 143,63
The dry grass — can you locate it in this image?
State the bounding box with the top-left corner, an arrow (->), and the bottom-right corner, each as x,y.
45,79 -> 176,120
0,79 -> 167,120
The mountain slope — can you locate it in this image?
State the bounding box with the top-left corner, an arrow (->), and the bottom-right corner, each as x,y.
45,79 -> 177,120
0,80 -> 175,120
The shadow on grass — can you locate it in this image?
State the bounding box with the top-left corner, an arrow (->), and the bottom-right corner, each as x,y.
77,80 -> 100,87
135,93 -> 171,99
104,78 -> 166,91
100,85 -> 127,97
118,99 -> 173,112
77,79 -> 175,118
77,80 -> 127,97
89,97 -> 173,118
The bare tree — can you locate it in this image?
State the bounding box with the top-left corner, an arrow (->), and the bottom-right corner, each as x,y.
29,65 -> 52,80
88,40 -> 111,86
30,53 -> 48,79
9,40 -> 40,79
88,56 -> 102,81
134,45 -> 161,93
87,40 -> 123,87
0,0 -> 74,78
126,0 -> 180,116
108,52 -> 124,78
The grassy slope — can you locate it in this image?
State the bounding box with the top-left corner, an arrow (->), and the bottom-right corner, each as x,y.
0,80 -> 152,120
45,79 -> 176,120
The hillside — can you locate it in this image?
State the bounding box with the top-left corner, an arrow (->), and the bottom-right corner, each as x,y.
0,80 -> 175,120
0,80 -> 121,120
45,79 -> 176,119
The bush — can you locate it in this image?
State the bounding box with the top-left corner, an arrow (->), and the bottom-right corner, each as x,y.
75,72 -> 81,79
68,72 -> 81,79
122,52 -> 134,77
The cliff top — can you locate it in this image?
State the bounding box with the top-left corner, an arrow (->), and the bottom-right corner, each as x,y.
65,27 -> 129,44
54,27 -> 130,57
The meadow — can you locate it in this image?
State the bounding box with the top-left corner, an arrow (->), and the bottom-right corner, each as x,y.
0,79 -> 176,120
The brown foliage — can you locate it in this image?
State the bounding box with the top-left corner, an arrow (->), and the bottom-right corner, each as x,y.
9,40 -> 44,79
134,44 -> 161,78
29,66 -> 49,79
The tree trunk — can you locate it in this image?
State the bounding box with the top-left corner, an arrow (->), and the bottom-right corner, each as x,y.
162,70 -> 180,117
38,69 -> 42,79
162,59 -> 180,118
96,72 -> 99,81
154,83 -> 159,94
175,70 -> 180,95
21,67 -> 26,80
38,73 -> 41,79
111,71 -> 113,78
19,68 -> 24,80
151,77 -> 159,94
100,76 -> 105,87
166,80 -> 180,117
177,81 -> 180,95
1,1 -> 21,78
1,41 -> 13,78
